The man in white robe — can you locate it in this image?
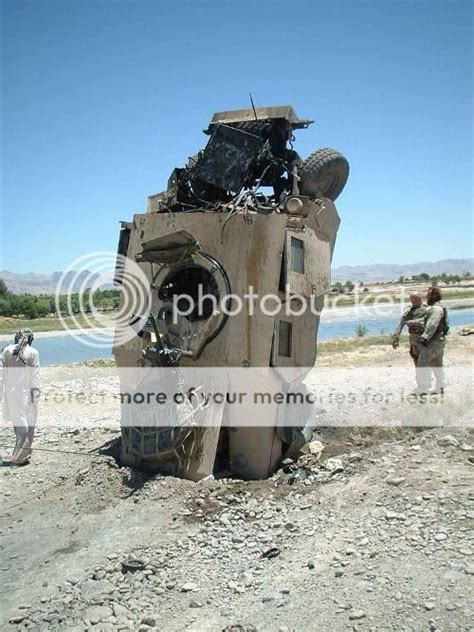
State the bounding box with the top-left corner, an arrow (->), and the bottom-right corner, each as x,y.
1,329 -> 40,466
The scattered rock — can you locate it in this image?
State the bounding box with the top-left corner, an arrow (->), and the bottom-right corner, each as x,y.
385,511 -> 406,521
261,546 -> 281,559
141,616 -> 157,627
80,578 -> 114,601
349,610 -> 366,620
112,603 -> 130,617
385,475 -> 406,486
437,435 -> 459,448
306,440 -> 325,456
262,590 -> 281,603
323,458 -> 344,474
85,605 -> 113,625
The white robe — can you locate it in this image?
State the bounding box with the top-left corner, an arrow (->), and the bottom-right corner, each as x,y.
1,344 -> 40,463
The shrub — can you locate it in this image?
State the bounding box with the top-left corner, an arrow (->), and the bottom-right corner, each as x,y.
355,324 -> 368,337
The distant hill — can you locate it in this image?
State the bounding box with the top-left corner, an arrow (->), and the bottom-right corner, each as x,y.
0,258 -> 473,293
331,258 -> 473,283
0,270 -> 105,295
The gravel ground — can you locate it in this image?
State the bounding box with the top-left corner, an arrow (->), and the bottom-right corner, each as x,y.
1,331 -> 473,631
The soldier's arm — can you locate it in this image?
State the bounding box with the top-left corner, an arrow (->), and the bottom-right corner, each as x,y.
28,349 -> 40,404
421,305 -> 444,342
406,316 -> 425,331
392,308 -> 410,338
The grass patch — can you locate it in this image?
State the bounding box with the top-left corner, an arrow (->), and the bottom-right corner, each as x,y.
317,333 -> 407,354
437,289 -> 474,300
72,358 -> 117,367
326,288 -> 474,309
0,313 -> 109,335
447,302 -> 474,310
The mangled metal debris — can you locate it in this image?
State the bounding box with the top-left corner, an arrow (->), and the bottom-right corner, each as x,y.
148,105 -> 348,215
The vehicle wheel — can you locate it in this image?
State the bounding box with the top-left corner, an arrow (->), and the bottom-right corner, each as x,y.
299,148 -> 349,200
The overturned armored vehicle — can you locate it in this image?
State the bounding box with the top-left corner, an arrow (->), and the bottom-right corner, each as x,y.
113,105 -> 349,480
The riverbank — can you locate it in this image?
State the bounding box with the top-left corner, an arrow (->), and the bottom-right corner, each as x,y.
326,286 -> 474,308
320,296 -> 474,322
0,313 -> 109,336
0,326 -> 114,343
1,304 -> 472,367
1,296 -> 473,340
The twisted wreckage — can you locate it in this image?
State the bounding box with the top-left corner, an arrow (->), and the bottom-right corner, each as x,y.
113,105 -> 349,480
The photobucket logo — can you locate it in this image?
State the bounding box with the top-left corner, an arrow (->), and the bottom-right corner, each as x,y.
171,284 -> 412,323
54,252 -> 151,348
172,284 -> 321,323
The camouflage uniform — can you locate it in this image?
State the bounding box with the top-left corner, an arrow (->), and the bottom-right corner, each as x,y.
392,304 -> 427,365
416,302 -> 449,393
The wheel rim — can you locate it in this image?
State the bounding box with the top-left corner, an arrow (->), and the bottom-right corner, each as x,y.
318,170 -> 340,196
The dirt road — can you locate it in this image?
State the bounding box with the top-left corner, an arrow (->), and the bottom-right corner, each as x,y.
1,332 -> 473,631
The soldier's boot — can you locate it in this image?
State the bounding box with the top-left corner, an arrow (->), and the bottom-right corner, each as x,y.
431,366 -> 445,395
414,366 -> 431,396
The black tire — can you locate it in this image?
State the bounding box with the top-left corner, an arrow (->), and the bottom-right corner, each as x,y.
299,148 -> 349,200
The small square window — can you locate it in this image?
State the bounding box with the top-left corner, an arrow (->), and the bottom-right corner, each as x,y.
291,237 -> 304,273
278,321 -> 292,358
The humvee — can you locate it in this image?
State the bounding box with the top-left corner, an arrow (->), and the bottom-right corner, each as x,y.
113,105 -> 349,480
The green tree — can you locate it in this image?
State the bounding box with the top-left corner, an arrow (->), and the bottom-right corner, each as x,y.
36,298 -> 52,317
56,296 -> 68,315
0,278 -> 8,295
0,297 -> 11,315
7,294 -> 22,317
412,272 -> 430,281
20,296 -> 38,319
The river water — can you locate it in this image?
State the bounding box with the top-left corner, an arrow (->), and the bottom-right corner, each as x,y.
2,305 -> 473,366
318,304 -> 473,341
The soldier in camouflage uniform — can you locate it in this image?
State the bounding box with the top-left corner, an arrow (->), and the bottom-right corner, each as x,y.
392,292 -> 427,367
407,287 -> 449,395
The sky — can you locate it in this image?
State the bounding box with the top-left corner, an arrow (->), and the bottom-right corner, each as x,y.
1,0 -> 472,274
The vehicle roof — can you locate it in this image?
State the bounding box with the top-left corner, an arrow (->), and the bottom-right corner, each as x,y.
206,105 -> 313,132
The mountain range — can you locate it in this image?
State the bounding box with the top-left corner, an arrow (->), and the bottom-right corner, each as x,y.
0,258 -> 472,294
330,258 -> 473,282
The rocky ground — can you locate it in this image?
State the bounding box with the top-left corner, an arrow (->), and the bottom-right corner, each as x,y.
1,332 -> 473,631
